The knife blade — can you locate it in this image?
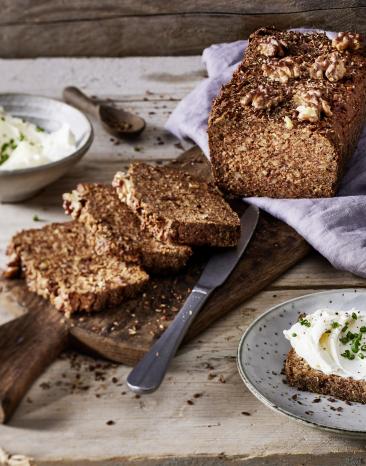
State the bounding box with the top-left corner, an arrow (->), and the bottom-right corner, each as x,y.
197,204 -> 260,289
127,204 -> 259,394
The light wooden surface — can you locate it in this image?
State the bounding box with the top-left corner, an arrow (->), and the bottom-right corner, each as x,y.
0,1 -> 365,57
1,57 -> 366,465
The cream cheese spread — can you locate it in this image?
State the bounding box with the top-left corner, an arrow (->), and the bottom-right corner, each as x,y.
284,308 -> 366,380
0,107 -> 76,171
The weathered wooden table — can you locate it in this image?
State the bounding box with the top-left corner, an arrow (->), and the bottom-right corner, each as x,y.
1,57 -> 366,465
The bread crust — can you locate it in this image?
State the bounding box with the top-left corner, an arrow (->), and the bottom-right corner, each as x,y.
113,162 -> 240,247
209,27 -> 366,198
284,348 -> 366,404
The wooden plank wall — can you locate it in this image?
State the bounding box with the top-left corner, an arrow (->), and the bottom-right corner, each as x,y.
1,1 -> 365,57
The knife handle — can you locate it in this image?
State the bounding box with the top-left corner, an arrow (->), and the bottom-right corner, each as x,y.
127,286 -> 212,394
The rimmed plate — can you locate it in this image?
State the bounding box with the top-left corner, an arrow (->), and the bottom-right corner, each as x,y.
237,289 -> 366,436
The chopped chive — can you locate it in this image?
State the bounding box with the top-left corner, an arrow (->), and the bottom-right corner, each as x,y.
292,333 -> 297,337
360,327 -> 366,333
32,215 -> 44,222
1,142 -> 9,153
351,334 -> 362,353
331,322 -> 340,329
299,318 -> 311,328
340,331 -> 358,345
341,324 -> 348,333
359,353 -> 365,359
341,349 -> 355,360
0,153 -> 9,165
352,312 -> 358,320
361,344 -> 366,352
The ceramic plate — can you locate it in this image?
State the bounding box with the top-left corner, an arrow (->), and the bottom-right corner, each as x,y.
237,289 -> 366,436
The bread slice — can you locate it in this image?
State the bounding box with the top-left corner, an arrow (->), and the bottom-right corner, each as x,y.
284,348 -> 366,404
208,27 -> 366,198
4,222 -> 148,314
112,162 -> 240,247
63,183 -> 192,273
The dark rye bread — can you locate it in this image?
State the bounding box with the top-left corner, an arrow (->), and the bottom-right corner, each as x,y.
4,222 -> 148,315
208,27 -> 366,198
285,348 -> 366,404
112,162 -> 240,247
63,183 -> 192,273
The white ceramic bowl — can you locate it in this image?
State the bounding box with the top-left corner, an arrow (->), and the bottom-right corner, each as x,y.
0,94 -> 93,203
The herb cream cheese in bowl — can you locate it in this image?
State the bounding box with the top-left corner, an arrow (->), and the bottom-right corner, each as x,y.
0,94 -> 93,202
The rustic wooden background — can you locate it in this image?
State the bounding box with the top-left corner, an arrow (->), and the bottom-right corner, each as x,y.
1,0 -> 365,58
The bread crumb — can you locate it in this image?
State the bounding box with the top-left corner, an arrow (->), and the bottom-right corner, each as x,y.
284,116 -> 293,129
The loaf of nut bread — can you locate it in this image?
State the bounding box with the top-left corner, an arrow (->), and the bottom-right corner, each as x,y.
208,27 -> 366,198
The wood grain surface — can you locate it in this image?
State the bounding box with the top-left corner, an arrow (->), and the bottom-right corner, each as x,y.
0,0 -> 364,58
0,295 -> 68,424
1,56 -> 366,464
0,147 -> 309,422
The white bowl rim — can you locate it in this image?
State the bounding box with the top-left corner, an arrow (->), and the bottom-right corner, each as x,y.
0,93 -> 93,176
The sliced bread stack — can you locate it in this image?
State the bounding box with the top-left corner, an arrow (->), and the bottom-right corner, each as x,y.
4,162 -> 240,314
62,182 -> 192,274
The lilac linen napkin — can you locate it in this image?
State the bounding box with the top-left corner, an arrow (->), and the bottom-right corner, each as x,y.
166,30 -> 366,278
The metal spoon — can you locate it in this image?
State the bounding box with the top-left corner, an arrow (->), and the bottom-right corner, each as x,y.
63,86 -> 146,137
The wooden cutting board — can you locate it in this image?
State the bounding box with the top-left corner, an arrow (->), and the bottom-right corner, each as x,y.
0,147 -> 310,423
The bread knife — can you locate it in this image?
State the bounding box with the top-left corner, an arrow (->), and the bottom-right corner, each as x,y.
127,204 -> 260,394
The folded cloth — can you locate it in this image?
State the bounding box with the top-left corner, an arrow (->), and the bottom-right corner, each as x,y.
165,29 -> 366,278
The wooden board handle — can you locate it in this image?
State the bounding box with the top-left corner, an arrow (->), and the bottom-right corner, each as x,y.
0,310 -> 68,423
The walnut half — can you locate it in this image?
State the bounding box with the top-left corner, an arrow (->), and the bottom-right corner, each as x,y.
262,57 -> 301,83
309,52 -> 346,82
293,89 -> 332,122
257,36 -> 288,58
332,32 -> 362,52
241,85 -> 284,110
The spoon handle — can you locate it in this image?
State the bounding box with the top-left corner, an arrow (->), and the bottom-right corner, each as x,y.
63,86 -> 99,118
